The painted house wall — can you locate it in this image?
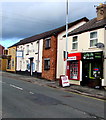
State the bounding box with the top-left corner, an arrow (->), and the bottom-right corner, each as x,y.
6,46 -> 16,72
16,39 -> 43,75
67,28 -> 105,86
56,21 -> 87,79
68,28 -> 104,53
0,59 -> 7,71
0,45 -> 5,55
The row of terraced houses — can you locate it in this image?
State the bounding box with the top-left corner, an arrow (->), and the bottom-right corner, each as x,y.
1,4 -> 106,88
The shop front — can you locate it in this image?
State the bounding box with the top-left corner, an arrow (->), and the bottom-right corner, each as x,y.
81,51 -> 103,87
67,53 -> 82,85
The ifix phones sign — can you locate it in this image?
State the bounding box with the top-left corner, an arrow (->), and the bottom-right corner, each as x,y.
61,76 -> 70,87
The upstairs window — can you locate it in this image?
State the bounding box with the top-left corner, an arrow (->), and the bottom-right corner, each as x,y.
90,32 -> 98,47
4,50 -> 8,55
45,37 -> 51,49
72,36 -> 78,50
44,58 -> 50,70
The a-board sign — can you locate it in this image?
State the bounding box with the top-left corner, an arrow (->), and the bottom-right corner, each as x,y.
60,75 -> 70,87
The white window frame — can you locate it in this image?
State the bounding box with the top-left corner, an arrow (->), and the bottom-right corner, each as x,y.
90,31 -> 98,48
72,36 -> 78,50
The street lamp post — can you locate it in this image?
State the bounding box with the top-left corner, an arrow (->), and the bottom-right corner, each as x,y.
65,0 -> 68,76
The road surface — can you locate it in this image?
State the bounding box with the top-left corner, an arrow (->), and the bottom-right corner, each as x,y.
1,73 -> 105,119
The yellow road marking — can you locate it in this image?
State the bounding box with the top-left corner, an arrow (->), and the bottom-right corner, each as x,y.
66,90 -> 105,102
47,85 -> 105,102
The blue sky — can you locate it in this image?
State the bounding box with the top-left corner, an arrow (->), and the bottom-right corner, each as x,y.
0,0 -> 105,48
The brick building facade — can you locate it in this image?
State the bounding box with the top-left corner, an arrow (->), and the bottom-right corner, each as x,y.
42,36 -> 57,80
0,44 -> 5,55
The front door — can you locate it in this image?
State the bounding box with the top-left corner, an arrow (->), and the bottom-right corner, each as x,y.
70,61 -> 79,80
82,60 -> 103,86
29,58 -> 34,76
82,61 -> 89,86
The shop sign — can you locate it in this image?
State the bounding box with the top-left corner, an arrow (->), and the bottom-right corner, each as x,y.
68,56 -> 76,60
17,51 -> 23,57
94,52 -> 102,59
82,52 -> 103,60
61,76 -> 70,87
68,53 -> 81,61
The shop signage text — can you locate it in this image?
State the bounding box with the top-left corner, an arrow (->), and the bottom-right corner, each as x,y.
82,52 -> 103,60
16,51 -> 23,57
68,56 -> 76,60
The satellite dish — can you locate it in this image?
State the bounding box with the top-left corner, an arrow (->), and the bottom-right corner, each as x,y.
95,42 -> 105,48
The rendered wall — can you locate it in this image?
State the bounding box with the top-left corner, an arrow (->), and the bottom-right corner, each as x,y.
6,46 -> 16,72
66,28 -> 105,86
56,21 -> 87,79
16,39 -> 43,74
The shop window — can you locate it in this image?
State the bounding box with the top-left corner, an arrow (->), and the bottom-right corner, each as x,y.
72,36 -> 78,50
89,62 -> 103,79
70,61 -> 79,80
90,32 -> 98,47
44,58 -> 50,70
45,38 -> 51,49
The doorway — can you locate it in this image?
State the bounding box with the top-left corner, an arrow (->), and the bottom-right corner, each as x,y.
82,60 -> 103,86
29,57 -> 34,76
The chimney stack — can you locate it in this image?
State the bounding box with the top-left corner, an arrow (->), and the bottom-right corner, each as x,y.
96,3 -> 106,21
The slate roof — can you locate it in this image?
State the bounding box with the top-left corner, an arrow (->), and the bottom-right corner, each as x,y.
8,17 -> 89,48
68,18 -> 106,36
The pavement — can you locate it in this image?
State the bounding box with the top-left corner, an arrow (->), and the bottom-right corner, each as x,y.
1,71 -> 106,101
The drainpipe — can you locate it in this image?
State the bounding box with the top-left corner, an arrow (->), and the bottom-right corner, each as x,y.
37,40 -> 40,73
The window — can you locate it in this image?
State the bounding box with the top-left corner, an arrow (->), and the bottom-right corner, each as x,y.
72,36 -> 78,50
89,62 -> 103,79
7,60 -> 11,69
70,61 -> 79,80
45,38 -> 51,49
4,50 -> 8,55
44,58 -> 50,70
90,32 -> 98,47
26,45 -> 29,55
